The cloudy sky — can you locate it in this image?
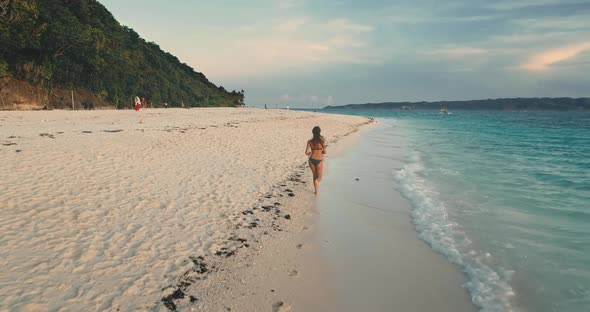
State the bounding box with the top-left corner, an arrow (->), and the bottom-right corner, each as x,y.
99,0 -> 590,107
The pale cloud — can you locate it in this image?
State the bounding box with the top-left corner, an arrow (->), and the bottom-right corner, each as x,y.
276,0 -> 304,10
295,95 -> 320,104
454,15 -> 498,22
422,45 -> 530,73
386,14 -> 426,24
323,18 -> 373,34
274,17 -> 307,32
326,95 -> 334,105
486,0 -> 578,10
387,13 -> 497,24
282,95 -> 323,107
427,46 -> 488,58
493,32 -> 576,43
522,41 -> 590,71
493,48 -> 528,56
280,94 -> 294,102
189,16 -> 377,80
516,15 -> 590,32
190,34 -> 361,80
328,35 -> 365,48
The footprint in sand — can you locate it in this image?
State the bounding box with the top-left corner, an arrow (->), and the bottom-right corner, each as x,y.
288,269 -> 298,277
39,133 -> 55,139
272,301 -> 292,312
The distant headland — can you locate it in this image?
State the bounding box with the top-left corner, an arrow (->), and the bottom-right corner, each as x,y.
325,98 -> 590,111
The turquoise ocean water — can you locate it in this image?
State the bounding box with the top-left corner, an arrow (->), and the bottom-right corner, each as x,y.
319,109 -> 590,312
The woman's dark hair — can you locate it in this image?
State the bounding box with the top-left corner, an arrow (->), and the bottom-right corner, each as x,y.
311,126 -> 325,145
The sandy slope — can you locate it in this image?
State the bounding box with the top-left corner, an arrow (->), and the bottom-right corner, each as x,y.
0,108 -> 369,311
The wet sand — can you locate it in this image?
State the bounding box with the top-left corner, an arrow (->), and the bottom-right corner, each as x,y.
316,121 -> 476,311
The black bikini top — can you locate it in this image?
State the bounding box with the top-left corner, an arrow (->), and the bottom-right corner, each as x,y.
310,143 -> 324,150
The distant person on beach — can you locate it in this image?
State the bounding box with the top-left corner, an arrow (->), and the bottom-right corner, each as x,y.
134,96 -> 140,111
305,126 -> 326,194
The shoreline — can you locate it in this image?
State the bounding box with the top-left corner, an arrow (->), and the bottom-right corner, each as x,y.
315,120 -> 476,311
189,118 -> 475,312
184,118 -> 377,311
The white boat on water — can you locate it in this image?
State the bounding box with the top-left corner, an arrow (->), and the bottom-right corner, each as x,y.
440,107 -> 449,114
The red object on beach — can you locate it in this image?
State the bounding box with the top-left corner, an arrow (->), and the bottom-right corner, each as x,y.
134,103 -> 140,111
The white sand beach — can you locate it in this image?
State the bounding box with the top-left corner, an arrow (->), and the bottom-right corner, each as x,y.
0,108 -> 370,311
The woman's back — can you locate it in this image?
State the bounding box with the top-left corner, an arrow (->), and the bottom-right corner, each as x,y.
308,140 -> 325,160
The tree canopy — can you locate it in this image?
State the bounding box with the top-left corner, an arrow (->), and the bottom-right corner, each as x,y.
0,0 -> 244,108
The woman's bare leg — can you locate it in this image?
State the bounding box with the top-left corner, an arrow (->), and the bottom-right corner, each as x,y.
309,161 -> 318,194
315,161 -> 324,194
316,161 -> 324,182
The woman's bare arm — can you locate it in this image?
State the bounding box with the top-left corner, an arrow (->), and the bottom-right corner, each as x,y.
305,141 -> 311,156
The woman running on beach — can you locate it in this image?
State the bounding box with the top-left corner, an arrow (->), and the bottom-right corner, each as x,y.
305,126 -> 326,194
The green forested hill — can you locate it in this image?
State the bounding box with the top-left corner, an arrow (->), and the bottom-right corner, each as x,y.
0,0 -> 243,108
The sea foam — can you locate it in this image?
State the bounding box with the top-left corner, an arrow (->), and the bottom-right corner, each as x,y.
395,151 -> 516,312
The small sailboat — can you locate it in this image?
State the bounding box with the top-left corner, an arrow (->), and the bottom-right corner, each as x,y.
440,106 -> 449,114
